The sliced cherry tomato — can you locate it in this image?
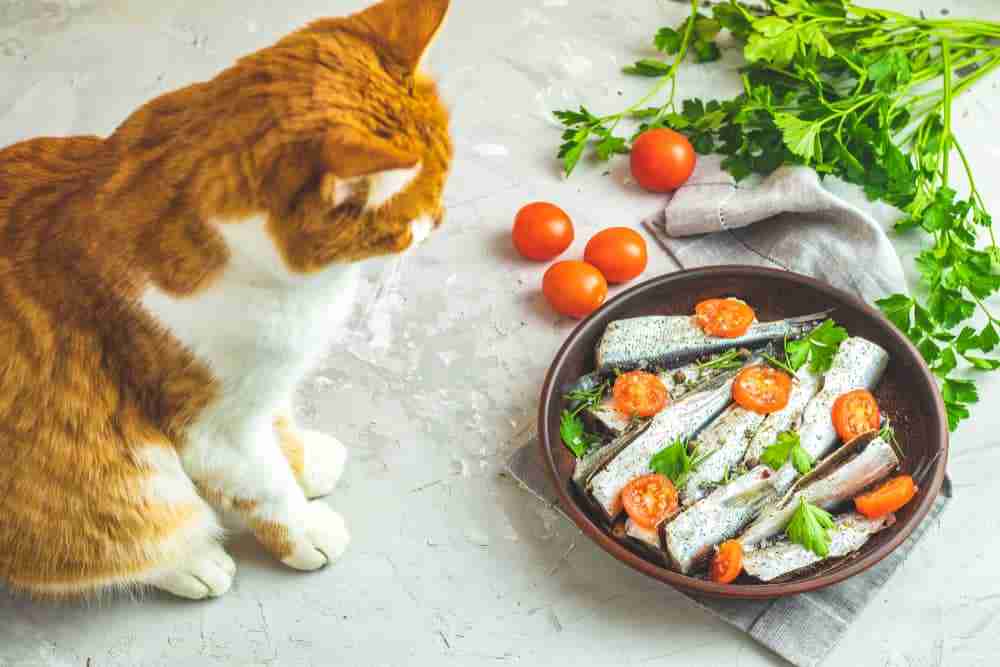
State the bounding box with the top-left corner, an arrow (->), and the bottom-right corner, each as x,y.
710,540 -> 744,584
512,202 -> 574,261
584,227 -> 648,284
855,475 -> 918,519
732,365 -> 793,414
613,371 -> 669,418
542,260 -> 608,319
621,473 -> 678,530
630,128 -> 696,192
694,298 -> 756,338
831,389 -> 880,442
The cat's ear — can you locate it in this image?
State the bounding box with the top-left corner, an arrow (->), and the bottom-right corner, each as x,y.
321,125 -> 421,208
349,0 -> 450,73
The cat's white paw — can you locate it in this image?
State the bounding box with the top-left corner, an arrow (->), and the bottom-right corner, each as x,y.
299,429 -> 347,499
152,543 -> 236,600
281,501 -> 350,571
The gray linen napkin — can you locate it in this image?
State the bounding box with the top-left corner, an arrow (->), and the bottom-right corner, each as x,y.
505,157 -> 950,667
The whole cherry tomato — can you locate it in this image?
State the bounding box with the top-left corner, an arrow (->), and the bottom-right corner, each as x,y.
542,260 -> 607,319
630,128 -> 696,192
512,202 -> 574,261
584,227 -> 648,284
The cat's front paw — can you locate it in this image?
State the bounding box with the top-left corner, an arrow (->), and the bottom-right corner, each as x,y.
151,543 -> 236,600
297,429 -> 347,499
281,501 -> 351,571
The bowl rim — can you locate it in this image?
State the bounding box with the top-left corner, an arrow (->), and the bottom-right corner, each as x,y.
537,265 -> 949,599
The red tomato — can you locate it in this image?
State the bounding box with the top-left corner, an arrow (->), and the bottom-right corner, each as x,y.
584,227 -> 648,284
694,298 -> 756,338
831,389 -> 880,442
621,474 -> 679,530
630,128 -> 696,192
613,371 -> 669,417
512,202 -> 574,261
542,261 -> 608,319
854,475 -> 918,519
732,365 -> 793,414
710,540 -> 744,584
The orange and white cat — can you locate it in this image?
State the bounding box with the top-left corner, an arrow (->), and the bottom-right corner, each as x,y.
0,0 -> 451,600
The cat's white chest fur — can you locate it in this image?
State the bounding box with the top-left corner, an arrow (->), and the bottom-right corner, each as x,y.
141,216 -> 358,417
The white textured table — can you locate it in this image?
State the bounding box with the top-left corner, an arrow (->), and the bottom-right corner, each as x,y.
1,1 -> 999,665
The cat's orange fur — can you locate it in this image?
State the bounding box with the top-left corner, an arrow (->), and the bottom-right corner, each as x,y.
0,0 -> 451,598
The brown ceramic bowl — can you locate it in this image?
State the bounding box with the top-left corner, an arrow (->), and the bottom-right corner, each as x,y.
538,266 -> 948,599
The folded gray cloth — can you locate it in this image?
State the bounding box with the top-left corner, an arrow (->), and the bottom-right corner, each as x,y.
648,154 -> 906,303
505,158 -> 949,666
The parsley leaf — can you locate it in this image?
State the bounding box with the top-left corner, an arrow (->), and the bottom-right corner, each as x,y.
760,430 -> 814,474
650,437 -> 711,488
774,113 -> 823,162
559,410 -> 600,459
786,497 -> 835,558
559,380 -> 609,458
785,319 -> 849,373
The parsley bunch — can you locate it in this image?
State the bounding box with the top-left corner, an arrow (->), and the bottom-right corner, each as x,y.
552,0 -> 1000,430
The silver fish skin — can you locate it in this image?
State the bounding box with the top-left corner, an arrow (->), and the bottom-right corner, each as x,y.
595,310 -> 830,373
572,423 -> 646,489
587,361 -> 731,436
742,364 -> 823,468
680,403 -> 766,505
626,517 -> 664,550
587,368 -> 746,520
572,362 -> 747,489
770,336 -> 889,495
738,435 -> 900,548
662,465 -> 778,573
743,512 -> 896,582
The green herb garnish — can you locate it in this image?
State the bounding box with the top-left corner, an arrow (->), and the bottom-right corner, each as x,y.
786,497 -> 835,558
650,436 -> 713,487
559,380 -> 610,458
559,410 -> 602,458
785,319 -> 849,374
697,348 -> 747,371
553,0 -> 1000,430
761,352 -> 798,378
760,430 -> 814,474
565,381 -> 609,412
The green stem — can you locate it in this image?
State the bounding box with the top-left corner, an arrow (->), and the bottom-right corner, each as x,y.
941,39 -> 953,184
601,0 -> 699,126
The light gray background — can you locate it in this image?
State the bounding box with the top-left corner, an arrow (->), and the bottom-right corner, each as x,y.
1,1 -> 998,665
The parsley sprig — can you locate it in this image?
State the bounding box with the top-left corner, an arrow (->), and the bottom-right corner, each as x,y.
761,430 -> 814,474
785,319 -> 849,374
560,381 -> 609,458
552,0 -> 1000,430
786,497 -> 835,558
697,348 -> 749,371
650,436 -> 713,487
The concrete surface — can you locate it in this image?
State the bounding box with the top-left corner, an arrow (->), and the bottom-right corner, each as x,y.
1,0 -> 999,665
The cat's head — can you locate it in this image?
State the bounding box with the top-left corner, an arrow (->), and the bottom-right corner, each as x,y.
113,0 -> 452,292
216,0 -> 453,276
